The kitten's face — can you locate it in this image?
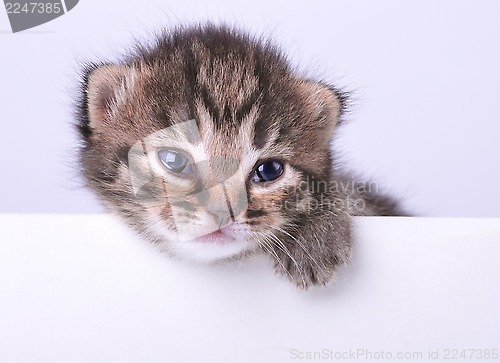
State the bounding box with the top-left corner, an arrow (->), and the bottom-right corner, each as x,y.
79,28 -> 342,263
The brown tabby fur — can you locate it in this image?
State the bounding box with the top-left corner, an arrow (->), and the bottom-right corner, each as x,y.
77,25 -> 404,288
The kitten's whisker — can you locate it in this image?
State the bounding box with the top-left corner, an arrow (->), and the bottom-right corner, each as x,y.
265,231 -> 302,272
250,231 -> 294,281
268,224 -> 323,271
259,230 -> 307,286
268,234 -> 307,287
284,222 -> 326,264
287,222 -> 322,251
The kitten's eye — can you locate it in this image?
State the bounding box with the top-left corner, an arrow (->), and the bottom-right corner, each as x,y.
158,150 -> 193,174
251,160 -> 284,183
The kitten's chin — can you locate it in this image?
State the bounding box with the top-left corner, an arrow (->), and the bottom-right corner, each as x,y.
144,216 -> 255,263
152,227 -> 253,263
170,237 -> 254,263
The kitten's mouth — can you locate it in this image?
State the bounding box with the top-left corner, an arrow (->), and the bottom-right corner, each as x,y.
194,228 -> 235,244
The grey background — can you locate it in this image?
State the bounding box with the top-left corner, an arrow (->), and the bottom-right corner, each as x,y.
0,0 -> 498,216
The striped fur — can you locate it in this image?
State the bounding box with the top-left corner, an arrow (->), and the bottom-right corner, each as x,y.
77,25 -> 403,288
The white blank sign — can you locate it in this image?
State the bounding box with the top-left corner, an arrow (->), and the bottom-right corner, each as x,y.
1,215 -> 499,362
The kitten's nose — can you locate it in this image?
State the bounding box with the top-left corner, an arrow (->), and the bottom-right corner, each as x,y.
206,208 -> 234,228
196,182 -> 247,226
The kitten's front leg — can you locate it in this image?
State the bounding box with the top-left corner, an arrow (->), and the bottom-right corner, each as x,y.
271,209 -> 352,289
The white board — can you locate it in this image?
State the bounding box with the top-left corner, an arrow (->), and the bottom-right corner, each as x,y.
0,215 -> 499,362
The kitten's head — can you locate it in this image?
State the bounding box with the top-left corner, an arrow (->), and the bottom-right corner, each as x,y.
78,25 -> 344,262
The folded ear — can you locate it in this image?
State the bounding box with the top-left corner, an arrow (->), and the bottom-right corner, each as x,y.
85,64 -> 135,133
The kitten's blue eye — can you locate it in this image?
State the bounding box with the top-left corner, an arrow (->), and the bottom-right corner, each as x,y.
252,160 -> 284,183
158,150 -> 192,174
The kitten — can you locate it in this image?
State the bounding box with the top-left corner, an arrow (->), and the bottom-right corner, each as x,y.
77,25 -> 403,288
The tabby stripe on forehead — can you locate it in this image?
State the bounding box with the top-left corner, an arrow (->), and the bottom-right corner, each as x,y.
198,87 -> 262,132
184,47 -> 200,123
198,85 -> 220,125
235,89 -> 262,122
252,104 -> 274,150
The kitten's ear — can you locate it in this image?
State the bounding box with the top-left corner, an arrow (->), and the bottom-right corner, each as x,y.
85,64 -> 135,132
298,80 -> 345,136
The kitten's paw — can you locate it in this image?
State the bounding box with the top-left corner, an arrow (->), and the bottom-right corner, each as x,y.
274,259 -> 335,290
268,212 -> 352,289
